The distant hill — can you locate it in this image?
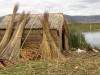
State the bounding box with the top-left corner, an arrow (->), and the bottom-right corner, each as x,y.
0,14 -> 100,24
64,15 -> 100,24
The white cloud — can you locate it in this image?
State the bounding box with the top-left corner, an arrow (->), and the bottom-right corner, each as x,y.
0,0 -> 100,16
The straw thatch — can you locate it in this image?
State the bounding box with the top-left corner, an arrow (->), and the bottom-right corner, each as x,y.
0,13 -> 64,30
0,4 -> 19,52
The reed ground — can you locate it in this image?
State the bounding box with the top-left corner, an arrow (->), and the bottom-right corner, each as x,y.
0,52 -> 100,75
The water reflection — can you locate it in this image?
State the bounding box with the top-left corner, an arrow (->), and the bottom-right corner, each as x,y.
83,32 -> 100,48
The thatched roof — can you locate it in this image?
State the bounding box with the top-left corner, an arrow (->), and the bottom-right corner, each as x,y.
0,13 -> 65,31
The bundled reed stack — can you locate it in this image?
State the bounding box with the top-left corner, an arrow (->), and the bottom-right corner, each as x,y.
40,12 -> 66,61
0,13 -> 30,61
0,4 -> 19,52
0,12 -> 25,56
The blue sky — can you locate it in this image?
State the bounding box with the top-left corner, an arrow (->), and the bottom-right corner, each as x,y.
0,0 -> 100,16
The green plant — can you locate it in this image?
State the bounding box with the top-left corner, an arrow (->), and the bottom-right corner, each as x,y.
68,29 -> 88,49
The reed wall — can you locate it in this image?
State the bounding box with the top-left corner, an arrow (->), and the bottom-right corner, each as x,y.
0,29 -> 59,47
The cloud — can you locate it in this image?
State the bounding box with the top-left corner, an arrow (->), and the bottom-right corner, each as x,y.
82,0 -> 100,3
0,0 -> 100,16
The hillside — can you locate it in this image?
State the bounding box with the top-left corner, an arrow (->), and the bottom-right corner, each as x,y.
65,15 -> 100,23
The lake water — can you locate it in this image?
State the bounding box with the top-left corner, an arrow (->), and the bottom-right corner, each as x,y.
83,32 -> 100,48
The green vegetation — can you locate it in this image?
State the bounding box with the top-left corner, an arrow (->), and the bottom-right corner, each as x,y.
68,23 -> 100,50
68,30 -> 88,49
68,23 -> 100,32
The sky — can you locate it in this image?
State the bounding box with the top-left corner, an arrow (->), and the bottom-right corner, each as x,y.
0,0 -> 100,16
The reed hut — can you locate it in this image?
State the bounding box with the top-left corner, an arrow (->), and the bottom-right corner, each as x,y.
0,13 -> 68,51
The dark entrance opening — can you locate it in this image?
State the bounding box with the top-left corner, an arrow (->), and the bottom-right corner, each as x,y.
62,30 -> 65,50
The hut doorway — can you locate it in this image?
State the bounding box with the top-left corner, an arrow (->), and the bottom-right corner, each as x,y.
62,30 -> 65,50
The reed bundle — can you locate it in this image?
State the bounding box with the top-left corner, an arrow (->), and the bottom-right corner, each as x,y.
0,13 -> 30,61
0,4 -> 19,52
40,12 -> 66,62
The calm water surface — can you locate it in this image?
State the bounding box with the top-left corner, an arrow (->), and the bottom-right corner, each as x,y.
83,32 -> 100,48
